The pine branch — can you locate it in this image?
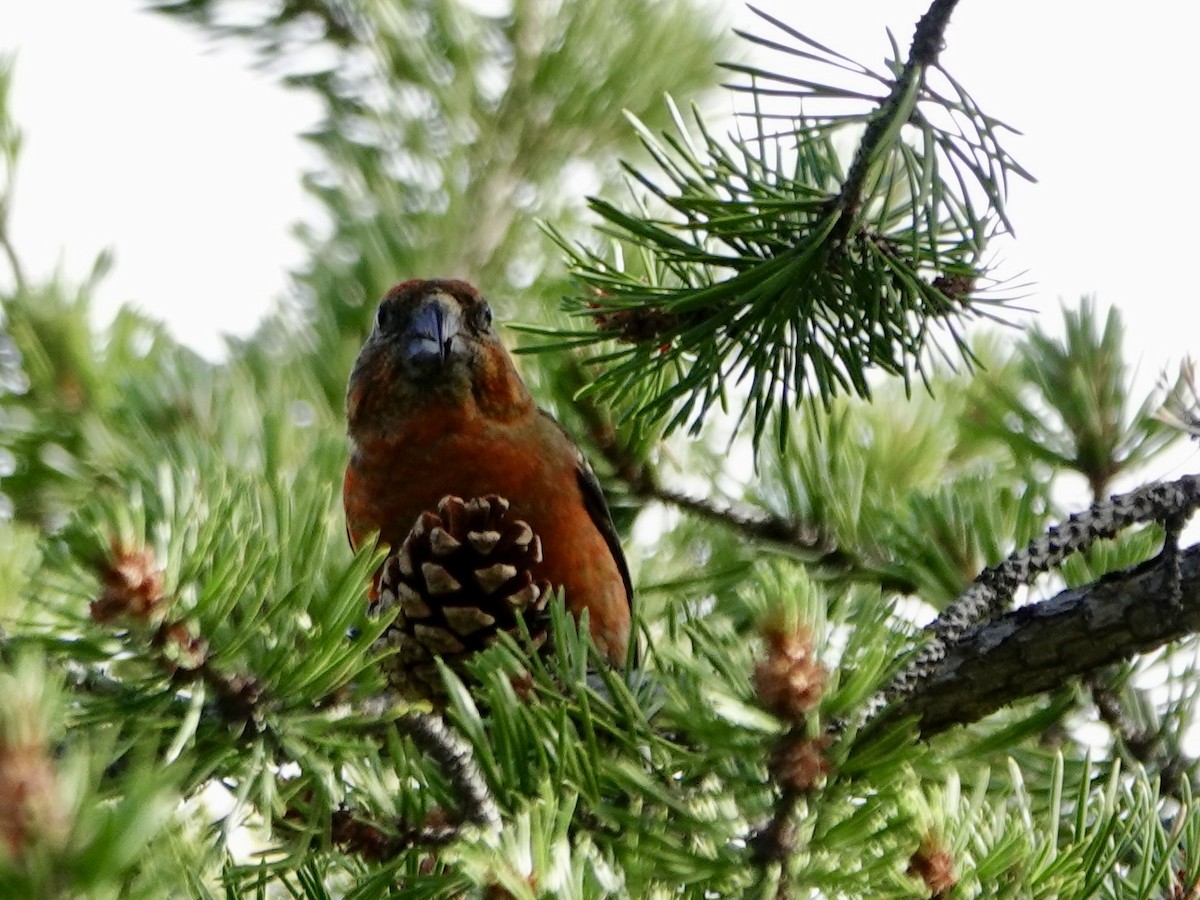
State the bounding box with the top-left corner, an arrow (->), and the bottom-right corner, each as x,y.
877,474 -> 1200,714
1078,461 -> 1190,797
399,712 -> 501,834
855,472 -> 1200,770
88,544 -> 269,736
328,711 -> 501,861
876,542 -> 1200,738
569,366 -> 919,589
546,0 -> 1028,445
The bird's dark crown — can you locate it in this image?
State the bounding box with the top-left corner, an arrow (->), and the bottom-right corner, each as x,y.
373,279 -> 494,340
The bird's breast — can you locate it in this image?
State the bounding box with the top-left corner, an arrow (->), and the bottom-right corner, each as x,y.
344,413 -> 629,660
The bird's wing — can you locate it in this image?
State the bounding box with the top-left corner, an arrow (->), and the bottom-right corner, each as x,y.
540,410 -> 634,610
575,451 -> 635,609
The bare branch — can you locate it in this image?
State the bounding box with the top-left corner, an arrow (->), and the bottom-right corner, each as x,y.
877,474 -> 1200,714
877,543 -> 1200,738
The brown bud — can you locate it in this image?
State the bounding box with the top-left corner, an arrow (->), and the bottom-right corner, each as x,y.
769,734 -> 831,793
589,303 -> 694,345
0,744 -> 68,860
753,624 -> 827,723
907,834 -> 956,898
930,273 -> 975,303
158,622 -> 208,673
90,544 -> 165,624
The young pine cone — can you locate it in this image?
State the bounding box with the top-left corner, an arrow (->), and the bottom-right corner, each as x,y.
371,495 -> 552,700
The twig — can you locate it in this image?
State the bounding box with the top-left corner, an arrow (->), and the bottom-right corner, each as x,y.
1087,676 -> 1159,762
1083,674 -> 1191,797
609,434 -> 915,592
647,481 -> 829,555
568,358 -> 918,589
828,0 -> 961,244
398,712 -> 501,834
749,788 -> 801,866
750,723 -> 831,876
572,360 -> 825,553
328,711 -> 500,862
329,803 -> 462,861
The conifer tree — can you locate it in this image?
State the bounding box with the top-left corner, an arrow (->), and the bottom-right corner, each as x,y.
4,1 -> 1200,897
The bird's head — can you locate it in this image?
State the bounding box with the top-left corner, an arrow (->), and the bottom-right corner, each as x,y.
347,279 -> 532,431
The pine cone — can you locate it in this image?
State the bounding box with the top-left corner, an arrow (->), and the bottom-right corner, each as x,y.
371,495 -> 552,699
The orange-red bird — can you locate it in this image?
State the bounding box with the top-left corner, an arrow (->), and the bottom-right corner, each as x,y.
343,279 -> 632,663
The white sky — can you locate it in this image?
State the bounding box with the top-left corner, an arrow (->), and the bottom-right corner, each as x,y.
2,0 -> 1198,396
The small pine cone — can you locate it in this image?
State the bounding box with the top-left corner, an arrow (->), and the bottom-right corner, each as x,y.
371,495 -> 552,699
907,834 -> 956,898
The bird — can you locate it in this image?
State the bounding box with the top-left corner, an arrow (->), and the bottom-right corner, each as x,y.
343,278 -> 632,667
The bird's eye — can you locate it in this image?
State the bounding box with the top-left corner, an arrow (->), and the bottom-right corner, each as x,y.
476,302 -> 494,331
375,303 -> 392,332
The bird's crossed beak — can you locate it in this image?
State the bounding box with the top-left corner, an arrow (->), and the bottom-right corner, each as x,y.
405,293 -> 462,365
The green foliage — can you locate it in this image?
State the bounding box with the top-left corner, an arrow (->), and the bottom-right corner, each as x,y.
927,757 -> 1200,898
964,299 -> 1178,497
2,2 -> 1198,898
0,652 -> 183,899
530,8 -> 1032,445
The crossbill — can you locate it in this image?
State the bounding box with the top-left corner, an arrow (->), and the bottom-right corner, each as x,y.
343,279 -> 632,664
